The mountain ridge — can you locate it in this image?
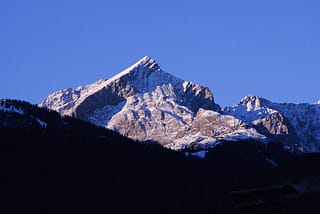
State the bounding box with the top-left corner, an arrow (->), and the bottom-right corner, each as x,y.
40,56 -> 320,152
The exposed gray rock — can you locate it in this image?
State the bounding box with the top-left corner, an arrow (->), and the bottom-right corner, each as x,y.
40,56 -> 263,150
40,57 -> 320,153
224,95 -> 320,152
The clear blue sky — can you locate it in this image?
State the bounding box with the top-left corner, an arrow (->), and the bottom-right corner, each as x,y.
1,0 -> 319,106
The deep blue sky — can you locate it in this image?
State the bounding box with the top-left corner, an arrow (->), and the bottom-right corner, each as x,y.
1,0 -> 319,106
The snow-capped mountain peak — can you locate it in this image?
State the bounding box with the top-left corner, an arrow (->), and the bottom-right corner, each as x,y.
239,95 -> 271,111
40,56 -> 268,150
224,95 -> 320,152
224,95 -> 278,123
40,56 -> 186,116
40,56 -> 320,153
136,56 -> 159,69
107,56 -> 162,84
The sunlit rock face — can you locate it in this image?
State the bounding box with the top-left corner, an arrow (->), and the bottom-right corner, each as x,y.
224,95 -> 320,152
41,57 -> 320,152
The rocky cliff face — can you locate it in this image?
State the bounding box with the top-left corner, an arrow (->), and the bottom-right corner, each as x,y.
40,57 -> 320,152
40,56 -> 264,150
223,95 -> 320,152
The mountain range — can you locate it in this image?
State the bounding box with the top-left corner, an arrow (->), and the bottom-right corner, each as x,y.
1,56 -> 320,213
40,56 -> 320,153
1,98 -> 307,213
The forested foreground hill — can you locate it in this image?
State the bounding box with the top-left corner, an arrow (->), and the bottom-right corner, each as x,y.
1,100 -> 320,213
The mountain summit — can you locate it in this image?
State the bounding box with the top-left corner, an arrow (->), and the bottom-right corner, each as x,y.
224,95 -> 320,152
40,56 -> 265,149
41,57 -> 320,152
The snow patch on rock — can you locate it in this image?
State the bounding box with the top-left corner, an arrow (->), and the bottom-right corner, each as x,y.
224,95 -> 320,152
40,57 -> 320,153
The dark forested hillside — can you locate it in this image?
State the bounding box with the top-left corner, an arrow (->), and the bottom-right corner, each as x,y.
1,100 -> 320,213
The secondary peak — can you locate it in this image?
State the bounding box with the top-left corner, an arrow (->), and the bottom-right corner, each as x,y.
135,55 -> 159,70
